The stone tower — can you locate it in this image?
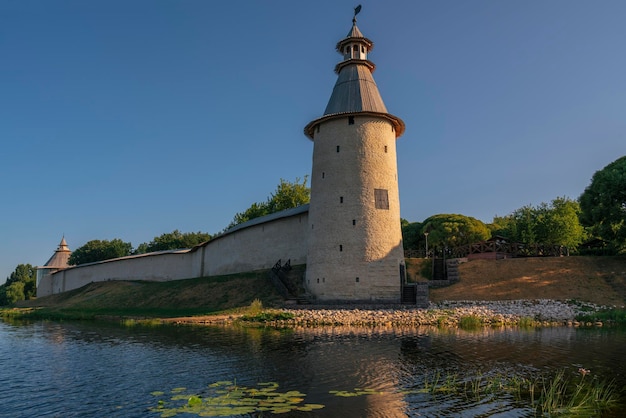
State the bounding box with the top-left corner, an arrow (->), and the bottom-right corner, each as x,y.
36,237 -> 72,297
304,14 -> 406,302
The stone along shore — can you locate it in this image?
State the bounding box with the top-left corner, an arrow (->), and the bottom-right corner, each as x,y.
274,299 -> 607,327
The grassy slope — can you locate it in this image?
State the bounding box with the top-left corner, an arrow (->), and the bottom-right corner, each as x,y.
17,257 -> 626,316
19,269 -> 288,317
429,256 -> 626,306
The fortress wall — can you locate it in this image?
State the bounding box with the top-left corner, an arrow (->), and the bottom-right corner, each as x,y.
41,208 -> 310,297
201,211 -> 309,276
43,251 -> 200,297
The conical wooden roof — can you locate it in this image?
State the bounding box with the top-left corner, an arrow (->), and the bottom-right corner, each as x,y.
304,19 -> 404,139
43,237 -> 71,268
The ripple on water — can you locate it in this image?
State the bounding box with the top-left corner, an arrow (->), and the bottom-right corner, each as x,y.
1,321 -> 625,417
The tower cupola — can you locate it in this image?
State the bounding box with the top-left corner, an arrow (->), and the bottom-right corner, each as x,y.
305,10 -> 404,139
336,19 -> 374,66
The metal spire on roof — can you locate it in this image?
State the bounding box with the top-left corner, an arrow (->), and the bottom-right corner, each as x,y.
353,4 -> 362,23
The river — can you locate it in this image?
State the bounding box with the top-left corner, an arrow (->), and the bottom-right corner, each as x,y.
1,320 -> 624,417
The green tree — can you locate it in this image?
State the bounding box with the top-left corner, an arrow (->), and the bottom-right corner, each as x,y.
5,281 -> 25,304
68,239 -> 133,265
535,197 -> 585,248
8,263 -> 37,299
420,214 -> 491,249
488,215 -> 515,238
229,202 -> 271,229
579,156 -> 626,252
0,263 -> 37,305
266,177 -> 310,213
491,198 -> 585,251
401,220 -> 423,251
134,230 -> 211,254
510,205 -> 538,245
228,176 -> 310,229
4,281 -> 25,305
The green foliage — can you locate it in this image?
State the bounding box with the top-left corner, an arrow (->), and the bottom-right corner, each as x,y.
538,368 -> 617,416
0,264 -> 37,305
420,214 -> 491,249
4,281 -> 25,305
579,156 -> 626,253
576,308 -> 626,325
246,298 -> 263,315
492,206 -> 534,244
325,368 -> 617,417
240,310 -> 295,323
240,300 -> 295,323
228,176 -> 310,229
535,197 -> 586,248
134,230 -> 211,254
151,381 -> 324,417
401,220 -> 422,250
68,239 -> 132,265
267,176 -> 310,213
458,314 -> 483,330
492,197 -> 585,249
518,316 -> 537,328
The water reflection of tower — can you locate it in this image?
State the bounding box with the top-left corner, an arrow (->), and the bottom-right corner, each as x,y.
304,8 -> 406,302
291,327 -> 409,417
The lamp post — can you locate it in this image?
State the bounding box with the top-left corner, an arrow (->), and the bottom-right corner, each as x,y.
424,232 -> 429,258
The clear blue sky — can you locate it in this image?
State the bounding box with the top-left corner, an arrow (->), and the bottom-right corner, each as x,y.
2,0 -> 625,282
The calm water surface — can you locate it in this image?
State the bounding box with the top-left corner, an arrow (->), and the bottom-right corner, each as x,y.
1,320 -> 625,417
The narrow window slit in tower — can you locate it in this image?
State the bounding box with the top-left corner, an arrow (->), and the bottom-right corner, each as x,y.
339,245 -> 343,252
348,116 -> 355,125
322,172 -> 325,179
352,219 -> 356,225
384,145 -> 388,153
337,145 -> 340,153
340,196 -> 343,203
356,277 -> 359,283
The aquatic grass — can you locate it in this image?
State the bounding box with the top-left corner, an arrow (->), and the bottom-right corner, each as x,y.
0,307 -> 98,321
458,314 -> 483,330
400,367 -> 617,416
151,368 -> 617,417
576,308 -> 626,325
120,318 -> 163,327
247,298 -> 263,316
517,316 -> 537,328
239,310 -> 295,322
238,299 -> 295,324
151,381 -> 323,417
537,368 -> 617,416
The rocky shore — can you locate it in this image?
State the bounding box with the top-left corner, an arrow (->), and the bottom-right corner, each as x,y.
271,299 -> 607,327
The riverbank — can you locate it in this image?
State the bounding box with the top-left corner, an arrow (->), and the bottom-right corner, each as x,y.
9,256 -> 625,326
161,299 -> 609,328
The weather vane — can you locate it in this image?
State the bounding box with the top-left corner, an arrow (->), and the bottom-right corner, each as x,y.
353,4 -> 362,23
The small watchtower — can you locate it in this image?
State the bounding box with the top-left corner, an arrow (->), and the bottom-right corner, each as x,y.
36,237 -> 72,297
304,8 -> 406,302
